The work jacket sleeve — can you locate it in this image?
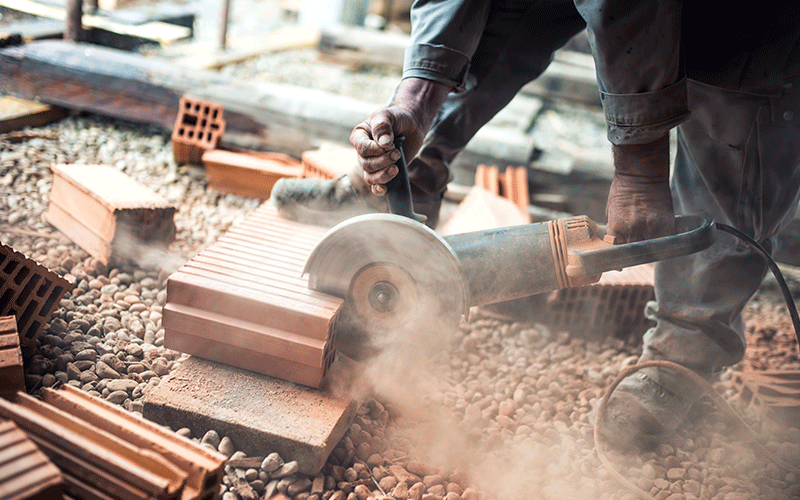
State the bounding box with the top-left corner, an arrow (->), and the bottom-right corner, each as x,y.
574,0 -> 690,144
403,0 -> 491,91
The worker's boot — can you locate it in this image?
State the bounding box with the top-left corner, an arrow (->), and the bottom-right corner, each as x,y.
592,362 -> 708,452
271,174 -> 444,229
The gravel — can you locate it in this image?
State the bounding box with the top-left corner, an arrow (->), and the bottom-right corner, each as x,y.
1,33 -> 799,500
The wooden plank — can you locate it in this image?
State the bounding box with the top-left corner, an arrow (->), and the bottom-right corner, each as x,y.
0,0 -> 191,44
170,26 -> 320,70
0,96 -> 66,133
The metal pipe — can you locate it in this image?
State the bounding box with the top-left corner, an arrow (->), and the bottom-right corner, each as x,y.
64,0 -> 83,42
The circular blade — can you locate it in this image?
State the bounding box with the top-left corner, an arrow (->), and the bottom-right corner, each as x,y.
305,214 -> 467,358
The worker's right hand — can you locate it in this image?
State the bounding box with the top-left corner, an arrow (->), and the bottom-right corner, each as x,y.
350,78 -> 451,196
606,136 -> 676,243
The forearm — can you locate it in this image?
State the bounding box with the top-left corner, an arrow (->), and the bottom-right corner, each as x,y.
612,135 -> 670,181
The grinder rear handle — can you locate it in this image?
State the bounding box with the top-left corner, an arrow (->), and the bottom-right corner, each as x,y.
565,216 -> 715,277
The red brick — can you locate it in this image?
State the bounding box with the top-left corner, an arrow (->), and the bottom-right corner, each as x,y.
162,203 -> 343,388
0,393 -> 187,500
0,316 -> 24,400
44,164 -> 177,266
440,186 -> 529,236
202,149 -> 302,199
171,96 -> 225,166
0,244 -> 71,347
0,419 -> 62,500
41,384 -> 225,500
301,142 -> 358,180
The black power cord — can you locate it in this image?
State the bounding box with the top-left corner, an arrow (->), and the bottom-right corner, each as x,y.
715,222 -> 800,346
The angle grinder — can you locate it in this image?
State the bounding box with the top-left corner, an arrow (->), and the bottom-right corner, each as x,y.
304,138 -> 715,359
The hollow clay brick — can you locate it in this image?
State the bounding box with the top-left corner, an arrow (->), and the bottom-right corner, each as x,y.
162,203 -> 342,388
300,142 -> 358,180
731,370 -> 800,426
202,149 -> 303,199
0,316 -> 24,400
41,384 -> 225,500
0,393 -> 187,500
0,419 -> 62,500
171,96 -> 225,166
0,244 -> 71,347
44,164 -> 177,266
544,264 -> 655,343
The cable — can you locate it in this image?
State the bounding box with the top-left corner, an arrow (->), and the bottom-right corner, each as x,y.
595,223 -> 800,499
715,222 -> 800,347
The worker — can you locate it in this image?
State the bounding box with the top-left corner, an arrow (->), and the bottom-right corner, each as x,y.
273,1 -> 800,450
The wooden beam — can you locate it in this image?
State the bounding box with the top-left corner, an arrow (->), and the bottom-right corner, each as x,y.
0,96 -> 67,133
0,0 -> 191,44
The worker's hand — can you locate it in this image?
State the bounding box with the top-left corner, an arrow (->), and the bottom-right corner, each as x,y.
350,78 -> 451,196
606,136 -> 676,243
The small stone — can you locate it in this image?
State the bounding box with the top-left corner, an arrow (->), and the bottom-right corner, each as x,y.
176,428 -> 192,438
666,468 -> 686,481
271,461 -> 299,479
95,361 -> 121,379
106,390 -> 128,404
261,452 -> 283,472
106,378 -> 139,393
201,430 -> 221,449
218,436 -> 235,458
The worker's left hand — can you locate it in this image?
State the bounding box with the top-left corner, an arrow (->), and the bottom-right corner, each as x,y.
606,136 -> 676,243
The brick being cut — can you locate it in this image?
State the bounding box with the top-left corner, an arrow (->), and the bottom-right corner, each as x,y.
162,202 -> 343,388
44,164 -> 177,266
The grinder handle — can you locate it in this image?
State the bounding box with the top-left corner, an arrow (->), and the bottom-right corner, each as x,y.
566,215 -> 715,277
384,136 -> 427,223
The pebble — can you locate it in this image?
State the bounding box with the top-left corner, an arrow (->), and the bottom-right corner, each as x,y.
261,452 -> 284,472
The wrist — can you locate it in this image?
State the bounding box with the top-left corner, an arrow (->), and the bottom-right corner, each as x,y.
391,77 -> 452,131
612,135 -> 670,182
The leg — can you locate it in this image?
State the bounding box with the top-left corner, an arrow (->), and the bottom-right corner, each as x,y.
599,80 -> 800,451
644,80 -> 800,386
408,0 -> 586,196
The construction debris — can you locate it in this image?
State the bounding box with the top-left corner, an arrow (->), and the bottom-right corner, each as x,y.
162,203 -> 342,388
172,96 -> 226,167
142,356 -> 357,476
0,316 -> 24,400
0,419 -> 63,500
44,163 -> 177,266
0,243 -> 71,348
202,149 -> 303,199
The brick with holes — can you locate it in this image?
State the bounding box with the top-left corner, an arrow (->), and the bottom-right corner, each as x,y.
172,96 -> 225,166
0,244 -> 71,348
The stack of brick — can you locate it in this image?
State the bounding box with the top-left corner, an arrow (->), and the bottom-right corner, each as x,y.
0,419 -> 63,500
0,243 -> 71,347
44,164 -> 177,267
0,384 -> 226,500
162,203 -> 343,389
0,316 -> 24,400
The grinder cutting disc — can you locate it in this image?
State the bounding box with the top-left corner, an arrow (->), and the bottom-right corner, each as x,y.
304,214 -> 467,360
